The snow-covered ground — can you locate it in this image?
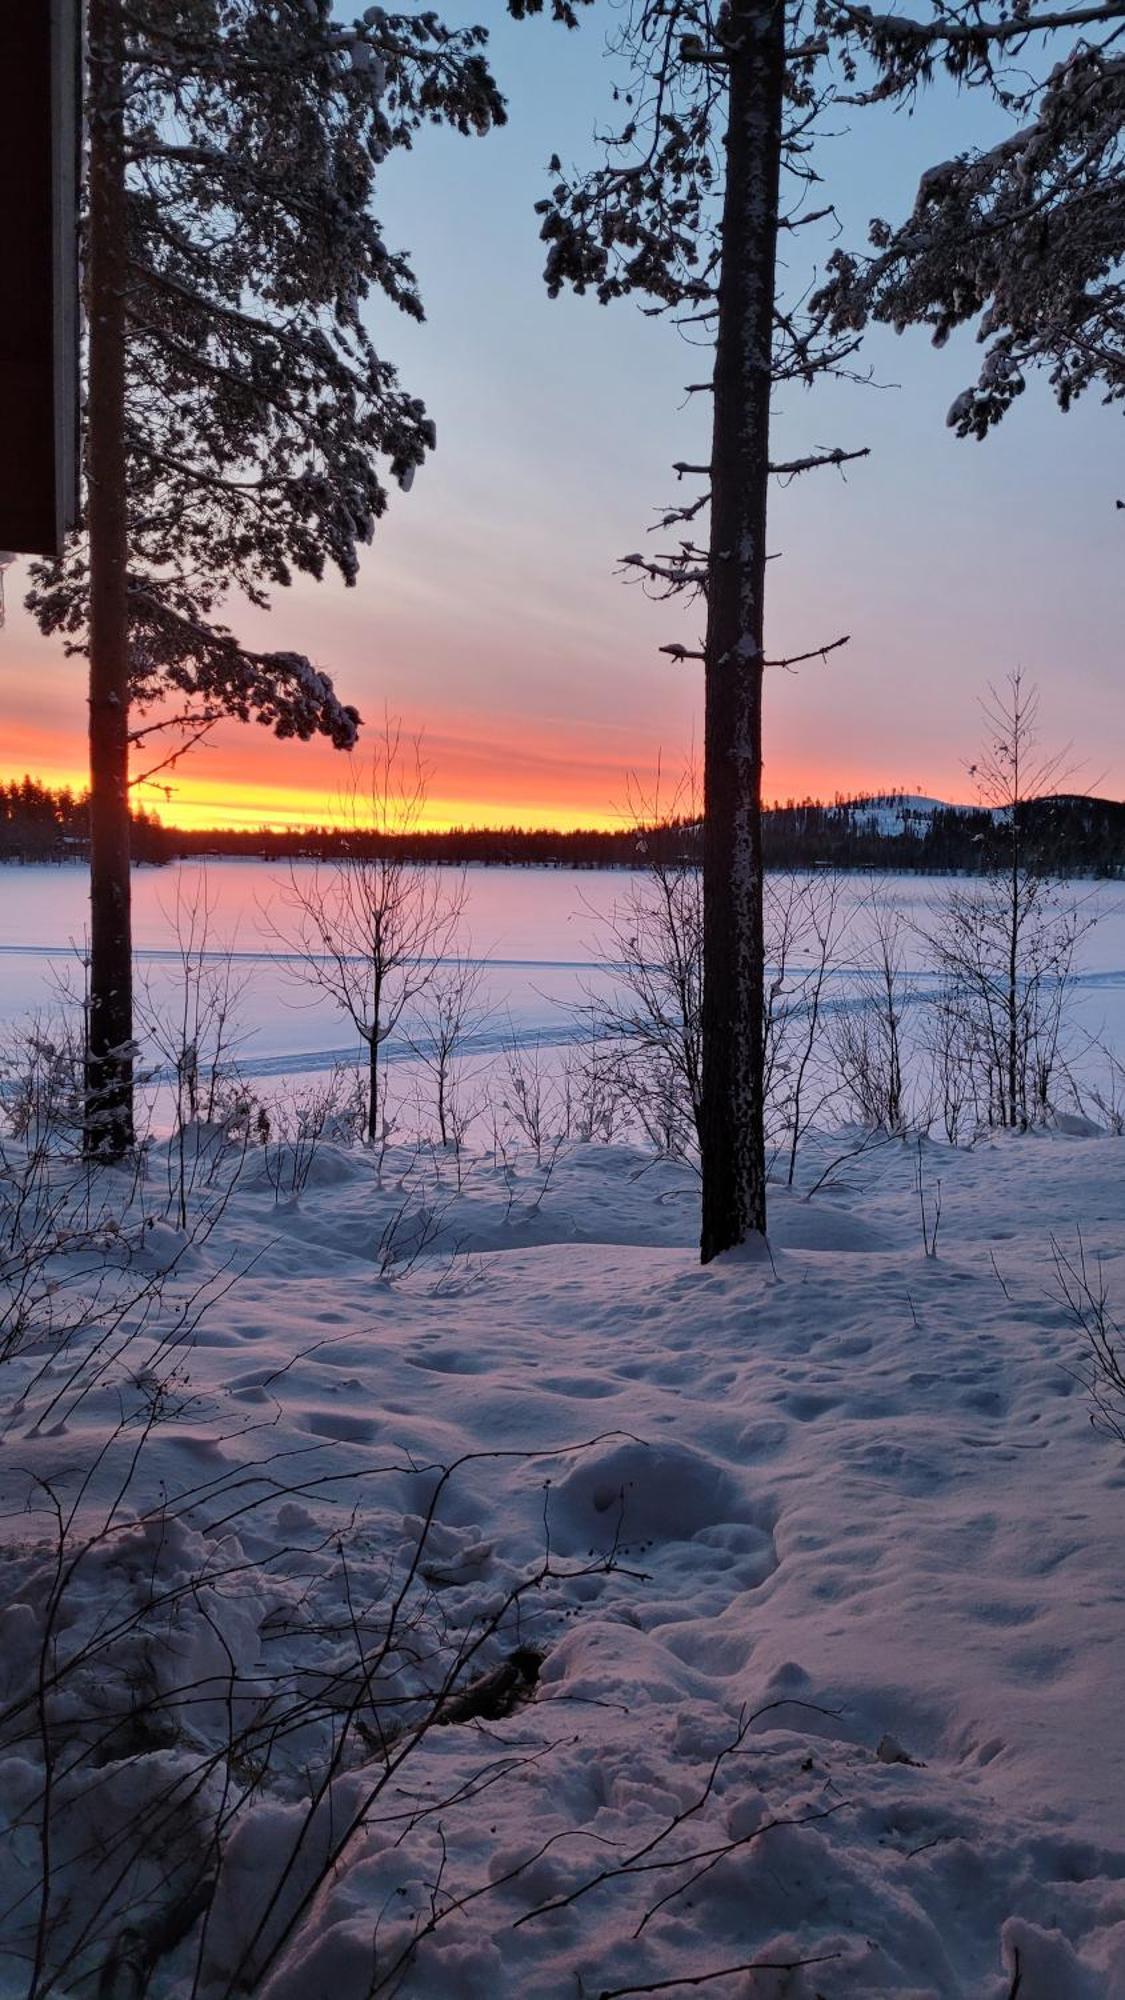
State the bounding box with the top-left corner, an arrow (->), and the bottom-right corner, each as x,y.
2,1124 -> 1124,1996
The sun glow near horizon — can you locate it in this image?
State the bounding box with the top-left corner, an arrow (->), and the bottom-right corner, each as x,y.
133,779 -> 636,836
0,615 -> 1049,839
0,744 -> 974,836
0,762 -> 635,835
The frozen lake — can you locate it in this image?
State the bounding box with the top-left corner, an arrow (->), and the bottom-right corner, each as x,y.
0,861 -> 630,1081
1,858 -> 1123,1109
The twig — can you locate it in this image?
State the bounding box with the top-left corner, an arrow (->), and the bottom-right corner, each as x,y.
597,1956 -> 841,1999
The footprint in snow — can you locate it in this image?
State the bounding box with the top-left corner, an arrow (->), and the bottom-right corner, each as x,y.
301,1410 -> 378,1443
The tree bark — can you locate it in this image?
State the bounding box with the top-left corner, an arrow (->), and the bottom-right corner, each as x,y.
86,0 -> 134,1157
699,0 -> 785,1260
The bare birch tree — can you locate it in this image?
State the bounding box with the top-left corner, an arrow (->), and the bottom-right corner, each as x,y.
763,871 -> 843,1180
270,720 -> 467,1146
593,797 -> 705,1159
407,953 -> 490,1150
931,674 -> 1091,1130
832,887 -> 914,1133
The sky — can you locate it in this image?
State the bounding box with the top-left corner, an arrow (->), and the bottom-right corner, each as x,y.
0,2 -> 1121,830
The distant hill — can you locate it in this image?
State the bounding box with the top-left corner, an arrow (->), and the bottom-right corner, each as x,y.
2,778 -> 1123,876
845,793 -> 974,837
758,790 -> 1125,875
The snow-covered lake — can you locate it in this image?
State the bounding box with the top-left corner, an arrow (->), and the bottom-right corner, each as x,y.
1,859 -> 1123,1102
0,860 -> 619,1082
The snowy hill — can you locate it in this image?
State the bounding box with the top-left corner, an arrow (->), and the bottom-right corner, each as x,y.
839,791 -> 974,836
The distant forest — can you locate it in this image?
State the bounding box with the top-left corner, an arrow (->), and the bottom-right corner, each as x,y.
2,775 -> 1124,877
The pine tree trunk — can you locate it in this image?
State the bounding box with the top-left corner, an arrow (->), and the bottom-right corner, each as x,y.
85,0 -> 134,1158
699,0 -> 785,1261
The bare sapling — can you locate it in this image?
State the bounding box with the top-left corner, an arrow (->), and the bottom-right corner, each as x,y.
589,798 -> 843,1171
500,1032 -> 561,1165
623,1050 -> 692,1158
1067,1033 -> 1125,1136
763,871 -> 843,1182
0,1012 -> 88,1156
135,867 -> 253,1225
931,674 -> 1094,1132
407,949 -> 490,1149
586,772 -> 704,1161
832,886 -> 916,1135
268,717 -> 468,1147
559,1034 -> 626,1146
259,1067 -> 365,1204
1052,1233 -> 1125,1442
934,881 -> 1088,1131
914,1138 -> 942,1258
928,978 -> 980,1147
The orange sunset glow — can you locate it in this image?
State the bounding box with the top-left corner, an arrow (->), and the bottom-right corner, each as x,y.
0,705 -> 945,834
1,708 -> 660,831
5,601 -> 909,831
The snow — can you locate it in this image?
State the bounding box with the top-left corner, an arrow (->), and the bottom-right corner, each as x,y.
842,793 -> 975,837
3,863 -> 1125,1993
2,864 -> 1123,1113
2,1120 -> 1125,1995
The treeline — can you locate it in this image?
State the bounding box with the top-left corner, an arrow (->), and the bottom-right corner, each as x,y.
0,777 -> 167,864
761,794 -> 1125,877
2,777 -> 1123,876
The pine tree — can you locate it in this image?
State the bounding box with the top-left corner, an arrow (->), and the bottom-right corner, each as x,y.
30,0 -> 508,1153
818,40 -> 1125,434
534,0 -> 1125,1258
